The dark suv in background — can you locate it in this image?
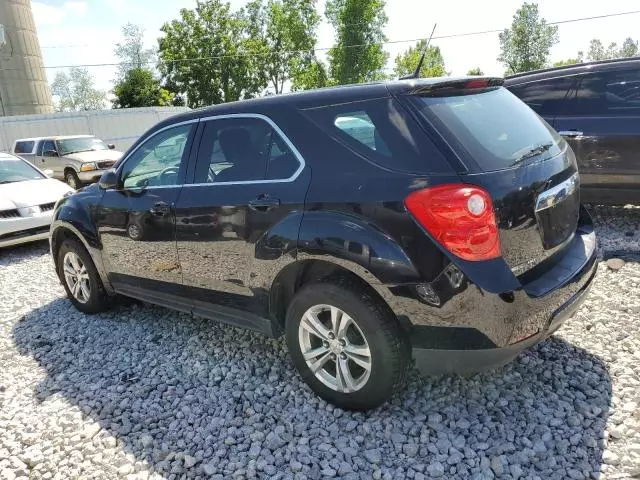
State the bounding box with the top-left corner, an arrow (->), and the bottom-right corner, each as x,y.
505,57 -> 640,205
50,78 -> 597,410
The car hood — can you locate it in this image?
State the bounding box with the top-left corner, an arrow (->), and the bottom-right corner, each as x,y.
62,150 -> 123,162
0,179 -> 74,210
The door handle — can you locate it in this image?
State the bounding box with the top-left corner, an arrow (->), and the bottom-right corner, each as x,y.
150,202 -> 171,216
558,130 -> 584,138
248,198 -> 280,212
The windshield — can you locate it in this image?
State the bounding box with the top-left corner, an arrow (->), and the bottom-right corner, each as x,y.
412,87 -> 563,172
0,156 -> 45,184
57,137 -> 108,155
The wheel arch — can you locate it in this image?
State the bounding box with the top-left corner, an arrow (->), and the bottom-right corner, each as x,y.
269,257 -> 403,335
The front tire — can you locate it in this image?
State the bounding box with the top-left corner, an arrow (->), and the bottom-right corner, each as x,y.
65,170 -> 80,189
57,238 -> 110,314
285,281 -> 409,410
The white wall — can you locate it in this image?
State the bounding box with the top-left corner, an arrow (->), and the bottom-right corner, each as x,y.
0,107 -> 190,153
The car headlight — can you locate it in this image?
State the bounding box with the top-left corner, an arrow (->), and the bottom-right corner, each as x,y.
80,162 -> 97,172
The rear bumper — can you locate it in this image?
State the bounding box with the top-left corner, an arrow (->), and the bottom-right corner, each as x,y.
412,256 -> 596,375
393,208 -> 599,375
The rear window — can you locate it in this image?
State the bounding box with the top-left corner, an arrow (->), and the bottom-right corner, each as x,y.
303,97 -> 453,174
412,87 -> 563,172
14,141 -> 35,154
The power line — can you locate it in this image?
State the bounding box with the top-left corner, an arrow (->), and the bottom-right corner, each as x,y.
38,9 -> 640,51
7,9 -> 640,72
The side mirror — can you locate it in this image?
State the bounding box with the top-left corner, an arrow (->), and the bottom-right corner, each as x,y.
44,150 -> 58,157
99,169 -> 118,190
43,169 -> 54,178
108,144 -> 116,150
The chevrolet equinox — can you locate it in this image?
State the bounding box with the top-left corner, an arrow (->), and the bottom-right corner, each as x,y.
50,78 -> 598,410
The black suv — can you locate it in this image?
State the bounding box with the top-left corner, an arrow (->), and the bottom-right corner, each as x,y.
50,78 -> 597,410
505,57 -> 640,205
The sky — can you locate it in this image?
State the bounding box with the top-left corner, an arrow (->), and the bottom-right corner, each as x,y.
31,0 -> 640,93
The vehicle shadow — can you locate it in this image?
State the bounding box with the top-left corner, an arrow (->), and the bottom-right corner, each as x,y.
13,298 -> 612,478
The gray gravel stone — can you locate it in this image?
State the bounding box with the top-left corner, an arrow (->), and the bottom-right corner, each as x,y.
1,213 -> 639,479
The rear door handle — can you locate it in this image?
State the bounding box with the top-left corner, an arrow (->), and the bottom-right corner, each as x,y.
150,202 -> 171,216
248,198 -> 280,212
558,130 -> 584,138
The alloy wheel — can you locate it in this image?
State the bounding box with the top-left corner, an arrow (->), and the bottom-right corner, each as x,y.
63,251 -> 91,304
298,304 -> 372,393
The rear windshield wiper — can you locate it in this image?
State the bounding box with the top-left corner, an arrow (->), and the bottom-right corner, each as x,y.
511,142 -> 554,166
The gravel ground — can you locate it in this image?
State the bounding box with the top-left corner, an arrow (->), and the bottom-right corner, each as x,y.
0,208 -> 639,480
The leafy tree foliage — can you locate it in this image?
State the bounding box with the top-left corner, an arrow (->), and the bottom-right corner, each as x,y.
158,0 -> 264,107
498,2 -> 558,74
114,23 -> 156,80
467,67 -> 483,76
112,68 -> 175,108
325,0 -> 389,85
393,40 -> 446,79
244,0 -> 321,94
586,37 -> 638,61
51,68 -> 106,111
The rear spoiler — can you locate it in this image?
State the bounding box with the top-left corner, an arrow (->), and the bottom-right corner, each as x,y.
408,77 -> 504,97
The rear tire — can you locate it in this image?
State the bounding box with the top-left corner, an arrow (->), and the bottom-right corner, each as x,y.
285,281 -> 409,410
57,238 -> 110,314
65,170 -> 80,189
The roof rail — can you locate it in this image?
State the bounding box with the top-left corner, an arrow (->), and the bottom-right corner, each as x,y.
505,56 -> 640,79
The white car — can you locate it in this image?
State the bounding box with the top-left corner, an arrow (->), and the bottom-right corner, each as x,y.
0,152 -> 74,248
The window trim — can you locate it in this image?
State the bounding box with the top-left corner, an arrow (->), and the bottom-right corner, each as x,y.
187,113 -> 306,187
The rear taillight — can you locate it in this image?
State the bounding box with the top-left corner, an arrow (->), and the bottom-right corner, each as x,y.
405,184 -> 501,262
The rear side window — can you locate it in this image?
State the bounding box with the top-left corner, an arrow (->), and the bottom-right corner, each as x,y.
507,77 -> 575,115
575,70 -> 640,115
412,87 -> 563,172
303,98 -> 452,174
14,141 -> 34,154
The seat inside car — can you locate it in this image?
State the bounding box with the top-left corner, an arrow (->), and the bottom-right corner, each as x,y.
215,127 -> 264,182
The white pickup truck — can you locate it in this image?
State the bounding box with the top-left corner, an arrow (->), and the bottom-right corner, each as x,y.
12,135 -> 123,189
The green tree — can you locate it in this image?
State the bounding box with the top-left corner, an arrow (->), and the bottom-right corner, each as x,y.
498,2 -> 559,74
325,0 -> 389,85
553,58 -> 581,67
112,68 -> 175,108
586,39 -> 606,61
467,67 -> 484,76
244,0 -> 321,94
393,40 -> 446,78
51,67 -> 106,111
620,37 -> 639,58
158,0 -> 265,108
291,57 -> 329,90
114,23 -> 156,80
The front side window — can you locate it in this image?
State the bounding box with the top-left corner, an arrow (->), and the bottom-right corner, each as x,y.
41,140 -> 56,156
194,117 -> 300,183
57,137 -> 108,155
121,124 -> 192,189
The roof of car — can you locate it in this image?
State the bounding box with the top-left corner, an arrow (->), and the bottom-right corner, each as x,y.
14,135 -> 94,142
504,57 -> 640,84
152,76 -> 499,130
0,152 -> 21,160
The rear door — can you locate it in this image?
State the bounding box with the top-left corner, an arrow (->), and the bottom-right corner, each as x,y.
554,69 -> 640,202
175,114 -> 310,318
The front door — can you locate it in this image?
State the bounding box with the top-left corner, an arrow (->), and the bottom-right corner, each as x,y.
38,139 -> 59,177
95,122 -> 196,290
175,115 -> 309,317
554,69 -> 640,203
